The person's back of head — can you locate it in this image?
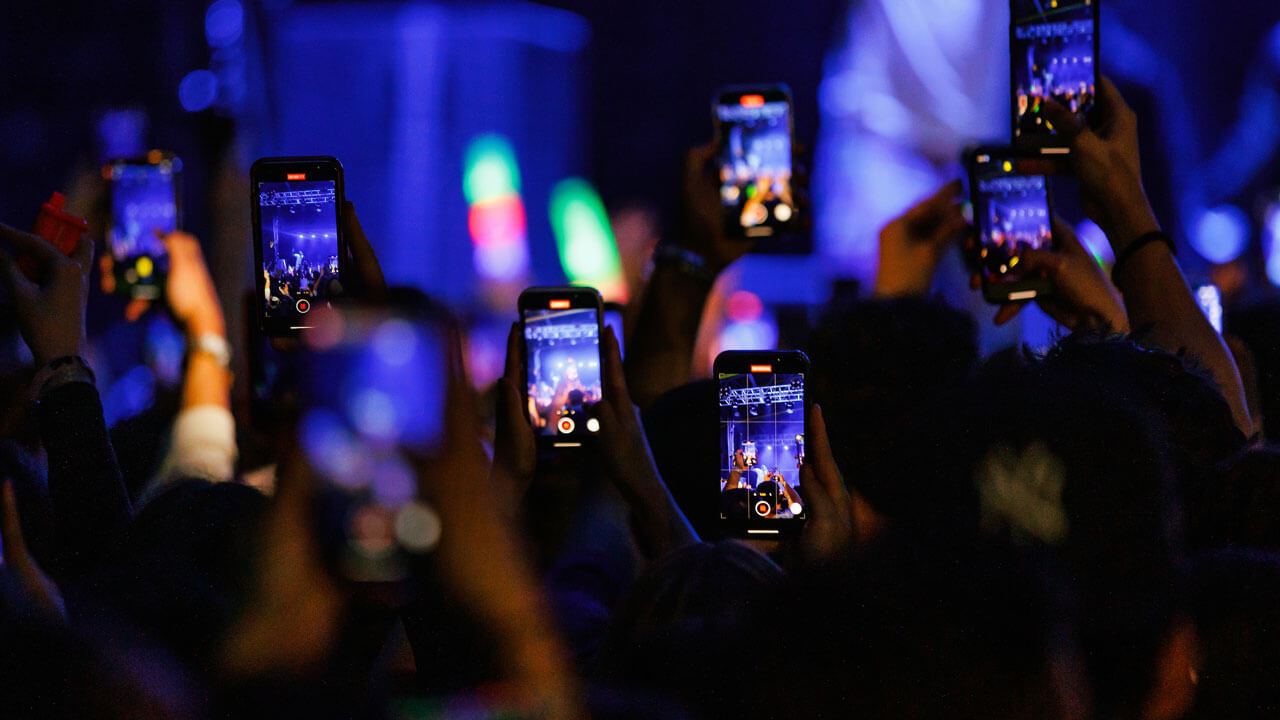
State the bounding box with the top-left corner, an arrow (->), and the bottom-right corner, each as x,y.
958,357 -> 1183,717
807,297 -> 978,520
98,479 -> 269,670
764,533 -> 1081,720
594,541 -> 785,714
1041,334 -> 1246,502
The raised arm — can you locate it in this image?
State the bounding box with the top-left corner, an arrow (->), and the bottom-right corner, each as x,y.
0,223 -> 130,577
1046,78 -> 1253,435
625,145 -> 757,409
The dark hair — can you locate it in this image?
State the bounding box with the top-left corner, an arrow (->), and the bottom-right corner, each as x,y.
807,297 -> 978,519
762,533 -> 1077,720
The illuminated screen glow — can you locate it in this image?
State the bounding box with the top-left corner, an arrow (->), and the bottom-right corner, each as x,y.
718,371 -> 805,521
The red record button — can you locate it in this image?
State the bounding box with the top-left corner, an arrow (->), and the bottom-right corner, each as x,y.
296,298 -> 311,314
557,417 -> 576,434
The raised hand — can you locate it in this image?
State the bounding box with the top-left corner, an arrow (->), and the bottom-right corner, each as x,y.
795,405 -> 854,566
988,217 -> 1128,333
0,223 -> 93,366
874,180 -> 968,299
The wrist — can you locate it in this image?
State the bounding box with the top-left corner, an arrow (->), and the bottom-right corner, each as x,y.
184,312 -> 226,339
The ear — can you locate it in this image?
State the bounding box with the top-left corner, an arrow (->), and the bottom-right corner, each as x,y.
1141,617 -> 1198,720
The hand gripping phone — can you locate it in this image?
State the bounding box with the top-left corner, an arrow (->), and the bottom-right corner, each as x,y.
713,85 -> 798,238
966,147 -> 1057,304
105,152 -> 181,300
519,286 -> 605,452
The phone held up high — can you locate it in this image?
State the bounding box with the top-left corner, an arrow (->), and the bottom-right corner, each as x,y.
520,287 -> 605,452
715,350 -> 809,538
1010,0 -> 1099,151
965,147 -> 1057,304
298,305 -> 449,581
105,152 -> 181,300
250,156 -> 346,336
713,85 -> 797,238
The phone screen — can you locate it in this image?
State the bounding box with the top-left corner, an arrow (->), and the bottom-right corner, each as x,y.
257,179 -> 341,327
716,91 -> 795,236
523,306 -> 603,441
971,153 -> 1053,295
107,158 -> 179,297
718,367 -> 806,523
1011,0 -> 1097,142
299,309 -> 447,579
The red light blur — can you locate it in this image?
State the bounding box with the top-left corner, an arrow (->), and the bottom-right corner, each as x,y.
740,95 -> 765,107
750,364 -> 773,373
286,172 -> 306,180
549,299 -> 570,309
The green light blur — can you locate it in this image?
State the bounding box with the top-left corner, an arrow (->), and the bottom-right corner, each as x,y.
463,135 -> 520,205
548,178 -> 623,286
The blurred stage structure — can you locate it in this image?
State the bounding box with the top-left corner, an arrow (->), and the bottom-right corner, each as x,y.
240,1 -> 589,306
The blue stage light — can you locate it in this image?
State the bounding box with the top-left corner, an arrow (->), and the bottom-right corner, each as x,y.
178,70 -> 218,112
205,0 -> 244,48
1191,205 -> 1249,264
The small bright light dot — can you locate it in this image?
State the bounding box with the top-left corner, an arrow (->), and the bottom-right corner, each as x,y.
789,502 -> 803,515
586,418 -> 600,433
351,389 -> 397,440
774,204 -> 792,222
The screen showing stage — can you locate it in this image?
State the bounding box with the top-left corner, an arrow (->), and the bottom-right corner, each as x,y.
1012,0 -> 1095,140
523,307 -> 603,440
718,370 -> 806,521
717,99 -> 795,235
258,179 -> 340,326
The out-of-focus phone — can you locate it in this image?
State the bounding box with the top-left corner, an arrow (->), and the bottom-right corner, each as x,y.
966,147 -> 1057,304
713,85 -> 797,238
715,350 -> 808,538
105,153 -> 181,300
603,301 -> 625,361
1195,283 -> 1224,334
250,156 -> 346,336
1010,0 -> 1099,150
519,286 -> 604,451
298,306 -> 449,581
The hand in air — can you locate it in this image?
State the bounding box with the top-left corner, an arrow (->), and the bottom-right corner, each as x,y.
874,180 -> 968,299
492,321 -> 537,507
0,481 -> 65,622
677,144 -> 754,273
0,223 -> 93,365
983,217 -> 1128,333
795,405 -> 854,566
1043,77 -> 1160,247
161,231 -> 225,336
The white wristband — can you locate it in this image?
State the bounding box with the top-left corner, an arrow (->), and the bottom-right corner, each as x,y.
189,333 -> 232,369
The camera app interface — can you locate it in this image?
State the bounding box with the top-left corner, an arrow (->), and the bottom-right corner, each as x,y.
259,179 -> 340,326
973,156 -> 1051,285
717,96 -> 795,235
719,368 -> 805,522
108,162 -> 177,284
1012,0 -> 1095,139
524,306 -> 602,440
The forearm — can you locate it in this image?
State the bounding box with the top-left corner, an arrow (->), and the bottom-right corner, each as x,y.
37,381 -> 131,575
619,470 -> 699,559
182,311 -> 231,411
624,265 -> 713,409
1114,236 -> 1253,434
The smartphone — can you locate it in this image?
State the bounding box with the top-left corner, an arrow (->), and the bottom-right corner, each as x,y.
603,301 -> 625,361
519,286 -> 604,450
298,306 -> 449,581
250,156 -> 346,336
966,147 -> 1057,304
1010,0 -> 1099,149
105,153 -> 181,300
713,85 -> 797,238
715,350 -> 808,537
1195,283 -> 1224,334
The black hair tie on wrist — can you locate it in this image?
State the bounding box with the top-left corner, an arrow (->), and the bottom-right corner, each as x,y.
1111,231 -> 1175,282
